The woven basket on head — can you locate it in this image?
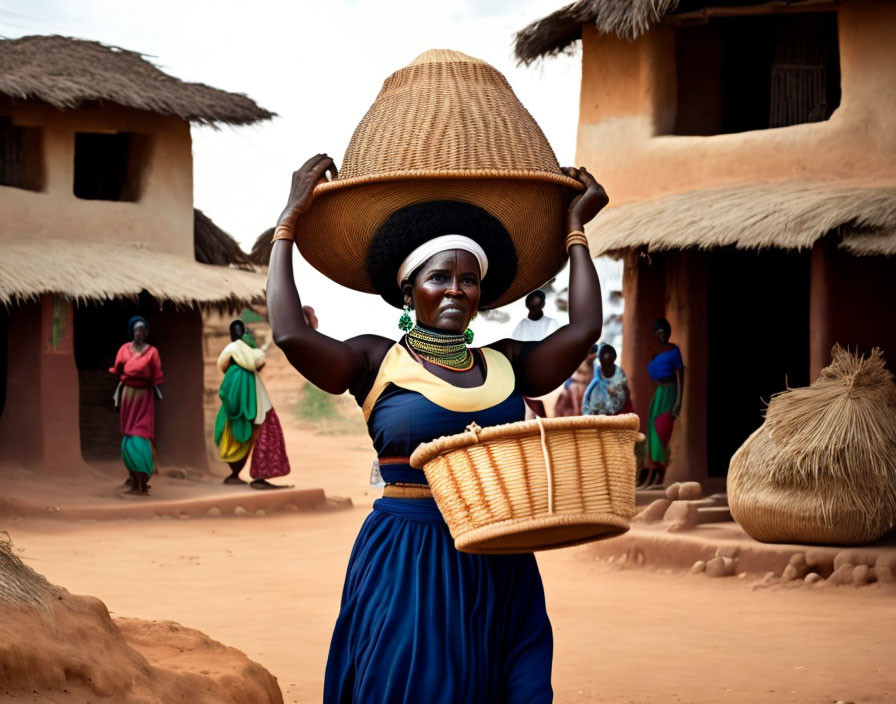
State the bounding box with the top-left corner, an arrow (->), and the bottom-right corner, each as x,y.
409,414 -> 639,554
298,49 -> 582,309
728,346 -> 896,546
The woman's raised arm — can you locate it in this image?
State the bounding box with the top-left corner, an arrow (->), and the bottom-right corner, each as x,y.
266,155 -> 374,395
513,167 -> 608,396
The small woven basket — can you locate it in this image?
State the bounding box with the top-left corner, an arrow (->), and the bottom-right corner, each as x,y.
409,414 -> 639,554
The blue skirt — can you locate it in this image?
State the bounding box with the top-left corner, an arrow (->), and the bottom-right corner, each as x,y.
324,498 -> 553,704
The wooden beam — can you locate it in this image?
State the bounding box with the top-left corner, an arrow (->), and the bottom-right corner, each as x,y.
663,0 -> 840,26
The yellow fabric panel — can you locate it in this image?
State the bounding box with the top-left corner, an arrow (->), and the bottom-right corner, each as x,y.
217,419 -> 255,462
362,344 -> 516,421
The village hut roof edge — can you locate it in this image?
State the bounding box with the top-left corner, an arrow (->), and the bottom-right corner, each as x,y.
0,35 -> 274,127
194,209 -> 253,269
0,239 -> 267,309
249,228 -> 275,267
514,0 -> 829,64
586,181 -> 896,257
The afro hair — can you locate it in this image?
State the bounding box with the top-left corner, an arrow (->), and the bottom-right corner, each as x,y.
366,200 -> 518,309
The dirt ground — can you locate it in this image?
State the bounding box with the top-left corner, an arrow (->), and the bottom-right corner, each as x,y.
4,352 -> 896,703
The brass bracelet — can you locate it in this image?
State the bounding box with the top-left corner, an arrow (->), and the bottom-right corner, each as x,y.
271,224 -> 295,243
565,232 -> 589,252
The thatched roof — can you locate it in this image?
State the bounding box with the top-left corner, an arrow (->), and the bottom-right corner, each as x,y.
193,209 -> 251,268
249,227 -> 275,267
0,239 -> 267,308
587,182 -> 896,256
0,35 -> 274,127
515,0 -> 821,64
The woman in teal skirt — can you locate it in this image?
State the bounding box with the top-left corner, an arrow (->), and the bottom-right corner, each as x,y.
109,316 -> 163,495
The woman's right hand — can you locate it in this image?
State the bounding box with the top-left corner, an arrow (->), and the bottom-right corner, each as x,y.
276,154 -> 338,233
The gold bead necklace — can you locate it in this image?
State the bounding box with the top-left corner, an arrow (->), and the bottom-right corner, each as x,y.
406,324 -> 473,371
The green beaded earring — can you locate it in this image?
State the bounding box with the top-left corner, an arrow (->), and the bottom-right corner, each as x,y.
463,312 -> 476,344
398,305 -> 413,333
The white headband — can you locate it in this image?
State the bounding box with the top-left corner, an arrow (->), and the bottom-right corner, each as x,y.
396,235 -> 489,288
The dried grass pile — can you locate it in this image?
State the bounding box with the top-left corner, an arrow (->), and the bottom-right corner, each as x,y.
728,346 -> 896,545
0,533 -> 50,609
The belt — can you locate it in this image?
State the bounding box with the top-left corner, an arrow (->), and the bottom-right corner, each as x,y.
383,483 -> 433,499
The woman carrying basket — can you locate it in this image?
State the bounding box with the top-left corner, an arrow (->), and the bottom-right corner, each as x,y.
268,51 -> 608,703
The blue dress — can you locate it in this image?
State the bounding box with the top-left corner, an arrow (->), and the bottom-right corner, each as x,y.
324,344 -> 553,703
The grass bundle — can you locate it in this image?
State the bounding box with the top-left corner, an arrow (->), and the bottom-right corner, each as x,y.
728,346 -> 896,545
0,533 -> 50,609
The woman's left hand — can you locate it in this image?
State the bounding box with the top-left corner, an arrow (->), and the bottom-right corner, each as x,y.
562,166 -> 609,234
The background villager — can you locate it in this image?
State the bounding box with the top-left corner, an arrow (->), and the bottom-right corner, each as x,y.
264,47 -> 608,704
512,289 -> 562,417
215,320 -> 291,489
582,343 -> 632,416
512,289 -> 560,341
728,346 -> 896,545
641,318 -> 684,488
554,343 -> 598,416
109,316 -> 163,495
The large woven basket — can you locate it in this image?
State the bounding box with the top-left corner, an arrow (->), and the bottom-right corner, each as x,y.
409,414 -> 639,554
298,49 -> 582,309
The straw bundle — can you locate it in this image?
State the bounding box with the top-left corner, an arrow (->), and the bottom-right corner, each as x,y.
410,415 -> 638,554
0,534 -> 50,609
728,347 -> 896,545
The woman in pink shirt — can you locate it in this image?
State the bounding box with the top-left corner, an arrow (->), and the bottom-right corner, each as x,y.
109,316 -> 163,494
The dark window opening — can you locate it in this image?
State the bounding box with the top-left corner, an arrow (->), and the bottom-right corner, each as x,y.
0,116 -> 44,191
706,248 -> 811,476
73,132 -> 148,201
668,12 -> 840,136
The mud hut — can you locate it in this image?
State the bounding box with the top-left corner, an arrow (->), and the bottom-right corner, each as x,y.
516,1 -> 896,491
0,35 -> 272,473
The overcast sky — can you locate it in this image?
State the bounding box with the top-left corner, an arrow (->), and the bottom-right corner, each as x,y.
1,1 -> 599,342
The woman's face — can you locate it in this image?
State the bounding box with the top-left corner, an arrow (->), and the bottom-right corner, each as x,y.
654,327 -> 669,344
406,249 -> 481,332
133,323 -> 148,344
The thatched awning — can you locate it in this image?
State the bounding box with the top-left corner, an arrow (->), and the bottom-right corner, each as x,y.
193,209 -> 252,268
588,182 -> 896,256
0,240 -> 267,308
515,0 -> 825,64
249,228 -> 275,267
0,35 -> 274,127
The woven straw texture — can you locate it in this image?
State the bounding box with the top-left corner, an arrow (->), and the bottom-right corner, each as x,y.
298,49 -> 582,309
409,414 -> 639,554
728,346 -> 896,546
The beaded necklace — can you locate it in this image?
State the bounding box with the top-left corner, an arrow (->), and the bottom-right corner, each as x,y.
406,324 -> 473,371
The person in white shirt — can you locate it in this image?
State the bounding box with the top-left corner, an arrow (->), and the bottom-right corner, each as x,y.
512,290 -> 560,341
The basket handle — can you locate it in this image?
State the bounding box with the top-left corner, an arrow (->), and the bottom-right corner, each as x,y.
536,416 -> 554,514
464,422 -> 483,443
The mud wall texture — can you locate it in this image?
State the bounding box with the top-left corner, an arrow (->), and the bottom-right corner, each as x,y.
0,99 -> 194,259
576,1 -> 896,201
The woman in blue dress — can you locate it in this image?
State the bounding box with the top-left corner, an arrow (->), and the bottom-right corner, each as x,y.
267,154 -> 608,703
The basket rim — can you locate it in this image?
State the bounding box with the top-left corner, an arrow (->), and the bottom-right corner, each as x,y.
454,511 -> 631,554
312,169 -> 584,195
409,413 -> 640,468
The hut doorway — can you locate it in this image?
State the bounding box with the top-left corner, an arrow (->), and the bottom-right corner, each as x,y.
706,248 -> 810,476
74,297 -> 148,461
